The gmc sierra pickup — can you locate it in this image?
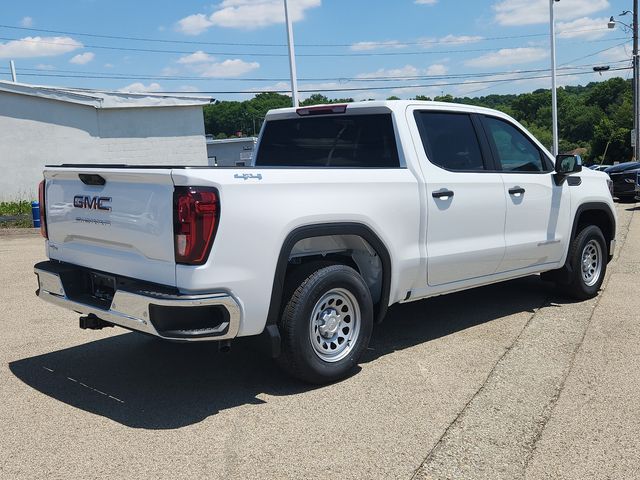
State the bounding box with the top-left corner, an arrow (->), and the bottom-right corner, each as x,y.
34,100 -> 617,383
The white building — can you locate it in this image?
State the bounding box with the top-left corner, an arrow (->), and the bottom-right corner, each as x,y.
206,136 -> 258,166
0,81 -> 212,201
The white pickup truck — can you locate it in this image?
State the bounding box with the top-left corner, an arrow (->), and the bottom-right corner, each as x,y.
34,100 -> 617,383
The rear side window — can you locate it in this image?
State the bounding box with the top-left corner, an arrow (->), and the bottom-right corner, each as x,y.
414,111 -> 485,171
255,114 -> 400,168
483,116 -> 549,172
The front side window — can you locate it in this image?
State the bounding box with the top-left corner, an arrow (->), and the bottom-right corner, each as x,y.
483,116 -> 548,172
414,111 -> 485,171
255,113 -> 400,168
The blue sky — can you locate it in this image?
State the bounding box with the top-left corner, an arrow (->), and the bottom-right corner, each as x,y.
0,0 -> 634,100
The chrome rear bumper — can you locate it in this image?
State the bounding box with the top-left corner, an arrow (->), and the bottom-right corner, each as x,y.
35,263 -> 241,342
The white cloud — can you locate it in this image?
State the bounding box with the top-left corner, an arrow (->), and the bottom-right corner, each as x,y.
175,50 -> 260,78
175,14 -> 213,35
352,34 -> 482,52
119,82 -> 163,93
104,63 -> 114,68
199,59 -> 260,77
176,0 -> 321,34
175,51 -> 259,77
465,47 -> 548,68
426,63 -> 448,75
351,40 -> 406,51
415,0 -> 437,4
493,0 -> 609,26
162,66 -> 180,76
69,52 -> 95,65
35,63 -> 55,70
357,63 -> 448,81
436,34 -> 484,45
556,16 -> 611,39
177,50 -> 214,64
0,36 -> 82,59
358,65 -> 421,79
20,17 -> 33,28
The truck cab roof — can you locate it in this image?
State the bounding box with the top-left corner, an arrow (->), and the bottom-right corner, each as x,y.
265,100 -> 514,121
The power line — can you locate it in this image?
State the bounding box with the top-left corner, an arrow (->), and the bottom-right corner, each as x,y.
464,41 -> 631,95
60,66 -> 631,95
0,23 -> 623,48
0,60 -> 630,84
0,35 -> 630,58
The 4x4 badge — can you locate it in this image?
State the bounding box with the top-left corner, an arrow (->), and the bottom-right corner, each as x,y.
234,173 -> 262,181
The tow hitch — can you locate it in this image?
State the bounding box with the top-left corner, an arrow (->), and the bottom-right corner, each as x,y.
79,314 -> 113,330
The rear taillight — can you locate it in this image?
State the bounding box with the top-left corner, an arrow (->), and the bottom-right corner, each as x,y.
173,187 -> 219,265
38,180 -> 48,239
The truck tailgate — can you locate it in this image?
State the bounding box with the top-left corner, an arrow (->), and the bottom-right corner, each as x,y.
44,167 -> 177,286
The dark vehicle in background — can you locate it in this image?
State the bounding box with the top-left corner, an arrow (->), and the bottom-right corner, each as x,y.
604,162 -> 640,201
589,164 -> 612,171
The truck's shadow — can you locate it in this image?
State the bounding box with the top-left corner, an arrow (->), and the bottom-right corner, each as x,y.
10,275 -> 565,430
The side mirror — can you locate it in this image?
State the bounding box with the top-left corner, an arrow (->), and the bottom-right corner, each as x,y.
554,154 -> 582,185
555,154 -> 582,174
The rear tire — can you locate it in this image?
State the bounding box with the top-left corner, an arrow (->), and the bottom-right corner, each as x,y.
558,225 -> 607,300
277,264 -> 373,384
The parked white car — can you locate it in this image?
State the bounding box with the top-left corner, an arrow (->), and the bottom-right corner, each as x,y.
34,101 -> 617,383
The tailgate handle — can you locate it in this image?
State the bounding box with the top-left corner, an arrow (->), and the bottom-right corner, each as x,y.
79,174 -> 106,186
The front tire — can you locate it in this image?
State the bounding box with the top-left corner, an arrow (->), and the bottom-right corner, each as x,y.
277,264 -> 373,384
560,225 -> 608,300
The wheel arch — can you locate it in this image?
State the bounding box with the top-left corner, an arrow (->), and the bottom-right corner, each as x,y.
265,222 -> 393,328
571,202 -> 616,260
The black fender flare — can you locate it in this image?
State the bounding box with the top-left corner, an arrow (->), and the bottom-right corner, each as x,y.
265,222 -> 393,328
570,202 -> 616,260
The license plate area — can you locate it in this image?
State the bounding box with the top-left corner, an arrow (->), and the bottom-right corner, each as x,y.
89,271 -> 116,303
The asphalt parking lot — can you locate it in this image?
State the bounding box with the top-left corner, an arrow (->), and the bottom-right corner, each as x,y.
1,202 -> 639,480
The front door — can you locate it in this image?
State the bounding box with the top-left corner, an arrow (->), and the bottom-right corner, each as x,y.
480,115 -> 572,272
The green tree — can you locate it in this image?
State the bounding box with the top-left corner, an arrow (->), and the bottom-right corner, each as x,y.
201,78 -> 634,162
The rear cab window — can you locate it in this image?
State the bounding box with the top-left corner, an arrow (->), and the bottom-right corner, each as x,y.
255,113 -> 401,168
413,111 -> 488,171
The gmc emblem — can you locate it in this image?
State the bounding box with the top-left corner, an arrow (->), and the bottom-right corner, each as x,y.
73,195 -> 112,212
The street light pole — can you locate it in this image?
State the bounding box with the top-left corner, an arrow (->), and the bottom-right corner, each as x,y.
608,6 -> 639,160
284,0 -> 300,107
550,0 -> 559,157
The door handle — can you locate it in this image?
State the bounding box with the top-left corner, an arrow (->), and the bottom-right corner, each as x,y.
508,186 -> 525,196
432,189 -> 454,199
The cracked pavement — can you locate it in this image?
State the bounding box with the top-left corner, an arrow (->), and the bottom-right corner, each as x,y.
1,202 -> 638,479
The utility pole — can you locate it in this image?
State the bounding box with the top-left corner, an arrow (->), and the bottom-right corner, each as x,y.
283,0 -> 299,107
634,0 -> 638,160
9,60 -> 17,82
550,0 -> 559,157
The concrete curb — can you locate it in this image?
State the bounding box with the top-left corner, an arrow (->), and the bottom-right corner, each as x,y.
0,228 -> 40,237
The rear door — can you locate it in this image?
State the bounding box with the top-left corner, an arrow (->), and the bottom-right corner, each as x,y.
479,115 -> 571,271
412,110 -> 506,286
44,167 -> 177,286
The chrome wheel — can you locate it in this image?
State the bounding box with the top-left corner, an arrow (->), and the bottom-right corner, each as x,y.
581,239 -> 603,287
309,288 -> 361,363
